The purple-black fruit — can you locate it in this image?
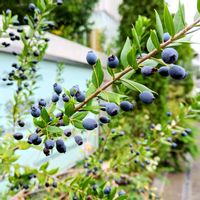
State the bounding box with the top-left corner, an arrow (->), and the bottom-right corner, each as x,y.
162,48 -> 178,64
107,55 -> 119,68
139,91 -> 155,104
82,118 -> 98,130
106,103 -> 119,116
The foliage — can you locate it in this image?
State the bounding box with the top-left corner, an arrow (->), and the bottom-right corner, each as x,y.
0,0 -> 98,43
0,0 -> 200,199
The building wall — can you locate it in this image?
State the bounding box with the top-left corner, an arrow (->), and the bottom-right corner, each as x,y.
0,21 -> 108,175
89,0 -> 122,51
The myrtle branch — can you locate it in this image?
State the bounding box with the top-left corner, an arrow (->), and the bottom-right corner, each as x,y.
75,17 -> 200,111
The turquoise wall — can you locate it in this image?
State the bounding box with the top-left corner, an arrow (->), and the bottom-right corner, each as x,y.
0,52 -> 98,175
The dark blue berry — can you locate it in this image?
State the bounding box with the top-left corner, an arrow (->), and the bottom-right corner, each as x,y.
181,131 -> 187,137
39,99 -> 46,107
82,118 -> 98,130
33,137 -> 42,145
43,148 -> 50,156
119,130 -> 125,136
52,94 -> 59,102
70,85 -> 80,96
104,186 -> 111,195
162,48 -> 178,64
62,94 -> 69,102
169,65 -> 186,80
158,66 -> 169,77
167,137 -> 172,142
185,128 -> 192,134
106,103 -> 119,116
56,139 -> 66,153
57,0 -> 63,5
171,142 -> 177,148
6,9 -> 11,15
171,131 -> 177,135
28,133 -> 38,144
13,132 -> 23,140
107,55 -> 119,68
141,66 -> 154,76
53,83 -> 62,95
74,135 -> 83,145
139,91 -> 155,104
18,120 -> 25,127
100,103 -> 107,111
45,139 -> 55,149
99,116 -> 110,124
64,129 -> 71,137
31,106 -> 41,118
75,92 -> 85,102
120,101 -> 134,111
52,181 -> 57,187
167,111 -> 172,117
163,32 -> 171,42
86,51 -> 98,65
29,3 -> 36,11
92,184 -> 97,191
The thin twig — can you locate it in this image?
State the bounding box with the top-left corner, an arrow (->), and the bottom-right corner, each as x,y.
75,18 -> 200,111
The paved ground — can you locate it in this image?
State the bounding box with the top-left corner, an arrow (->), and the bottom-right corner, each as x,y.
154,128 -> 200,200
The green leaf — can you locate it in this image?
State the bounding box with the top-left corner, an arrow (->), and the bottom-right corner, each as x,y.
115,196 -> 128,200
33,118 -> 46,128
17,141 -> 30,150
40,162 -> 49,171
198,0 -> 200,13
80,176 -> 92,189
121,78 -> 157,94
127,46 -> 137,68
47,168 -> 59,175
146,36 -> 155,52
71,111 -> 88,121
41,107 -> 49,123
86,83 -> 96,98
107,66 -> 115,78
92,59 -> 104,88
98,91 -> 127,104
46,126 -> 63,136
120,37 -> 132,67
155,10 -> 164,42
63,115 -> 70,125
64,100 -> 75,117
164,4 -> 175,36
150,30 -> 161,51
173,1 -> 185,33
48,103 -> 56,114
141,59 -> 160,67
71,119 -> 84,129
109,187 -> 117,199
80,105 -> 101,114
132,27 -> 142,55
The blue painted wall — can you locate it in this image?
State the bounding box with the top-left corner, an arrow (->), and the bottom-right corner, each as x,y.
0,52 -> 98,172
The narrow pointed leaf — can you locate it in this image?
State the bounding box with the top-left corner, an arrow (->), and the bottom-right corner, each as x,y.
146,36 -> 155,52
198,0 -> 200,13
92,59 -> 104,88
150,30 -> 161,50
155,10 -> 164,42
173,1 -> 186,33
164,4 -> 175,36
121,78 -> 157,94
120,37 -> 132,67
132,27 -> 142,55
127,46 -> 137,68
